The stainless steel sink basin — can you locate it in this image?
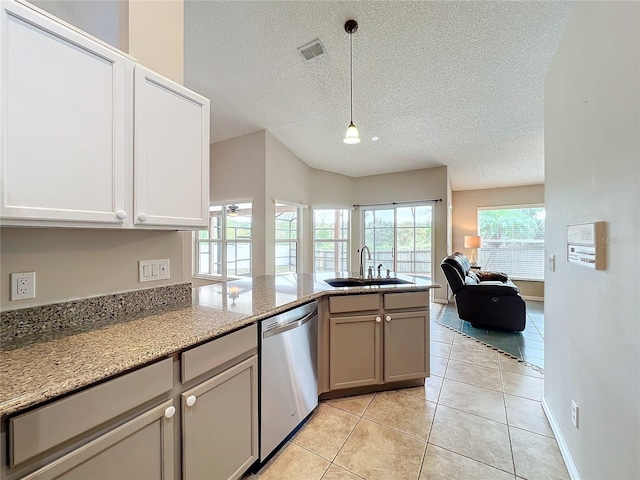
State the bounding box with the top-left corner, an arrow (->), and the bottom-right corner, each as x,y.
324,277 -> 413,287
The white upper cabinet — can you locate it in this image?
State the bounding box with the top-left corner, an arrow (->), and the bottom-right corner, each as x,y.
0,1 -> 131,225
134,66 -> 209,228
0,1 -> 210,229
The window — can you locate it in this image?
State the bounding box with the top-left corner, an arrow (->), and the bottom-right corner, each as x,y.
313,209 -> 350,272
362,204 -> 433,279
196,202 -> 252,278
477,205 -> 545,281
275,203 -> 301,273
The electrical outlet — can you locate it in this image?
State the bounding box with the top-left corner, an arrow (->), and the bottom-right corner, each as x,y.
11,272 -> 36,300
139,259 -> 170,283
571,400 -> 579,428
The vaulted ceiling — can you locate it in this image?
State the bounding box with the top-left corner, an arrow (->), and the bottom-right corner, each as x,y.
184,1 -> 573,190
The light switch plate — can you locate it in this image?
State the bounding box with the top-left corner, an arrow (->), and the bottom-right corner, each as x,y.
139,259 -> 170,282
548,254 -> 555,272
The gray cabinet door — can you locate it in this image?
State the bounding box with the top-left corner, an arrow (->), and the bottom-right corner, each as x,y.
329,314 -> 382,390
182,355 -> 258,480
383,310 -> 430,383
22,401 -> 174,480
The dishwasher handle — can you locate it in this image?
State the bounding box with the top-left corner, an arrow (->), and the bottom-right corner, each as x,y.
263,311 -> 316,339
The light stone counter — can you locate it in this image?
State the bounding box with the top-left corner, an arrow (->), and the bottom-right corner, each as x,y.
0,273 -> 439,417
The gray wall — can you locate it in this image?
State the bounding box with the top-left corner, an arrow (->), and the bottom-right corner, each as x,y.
544,2 -> 639,478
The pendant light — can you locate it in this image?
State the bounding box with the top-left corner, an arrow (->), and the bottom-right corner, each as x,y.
343,19 -> 361,144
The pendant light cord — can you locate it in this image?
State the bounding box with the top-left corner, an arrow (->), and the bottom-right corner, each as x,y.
349,30 -> 354,124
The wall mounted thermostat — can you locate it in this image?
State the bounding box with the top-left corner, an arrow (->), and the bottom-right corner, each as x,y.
567,222 -> 605,270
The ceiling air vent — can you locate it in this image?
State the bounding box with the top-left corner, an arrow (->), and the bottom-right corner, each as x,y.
298,39 -> 325,61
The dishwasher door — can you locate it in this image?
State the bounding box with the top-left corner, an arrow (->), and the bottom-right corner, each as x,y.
260,301 -> 318,462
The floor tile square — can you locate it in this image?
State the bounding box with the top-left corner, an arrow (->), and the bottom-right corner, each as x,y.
510,426 -> 569,480
430,340 -> 452,358
323,393 -> 375,416
504,394 -> 553,437
498,356 -> 543,379
334,419 -> 426,480
291,404 -> 359,461
431,328 -> 456,344
430,355 -> 449,376
438,379 -> 506,423
445,358 -> 503,391
502,371 -> 544,401
320,464 -> 363,480
401,375 -> 444,403
253,442 -> 330,480
450,343 -> 500,369
429,405 -> 514,473
419,444 -> 515,480
363,390 -> 436,439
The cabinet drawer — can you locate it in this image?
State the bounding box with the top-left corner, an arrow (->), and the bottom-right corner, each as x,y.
181,324 -> 257,383
329,294 -> 379,313
384,292 -> 429,310
10,357 -> 173,467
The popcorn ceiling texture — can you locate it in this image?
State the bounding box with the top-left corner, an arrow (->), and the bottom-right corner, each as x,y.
184,1 -> 573,190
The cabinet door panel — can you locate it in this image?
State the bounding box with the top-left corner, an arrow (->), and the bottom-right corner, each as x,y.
182,356 -> 258,480
134,66 -> 209,228
384,311 -> 429,383
329,315 -> 381,390
0,2 -> 129,224
22,401 -> 174,480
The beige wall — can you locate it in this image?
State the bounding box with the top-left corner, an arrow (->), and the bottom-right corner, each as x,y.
452,185 -> 545,299
209,131 -> 267,276
1,228 -> 184,310
544,2 -> 639,478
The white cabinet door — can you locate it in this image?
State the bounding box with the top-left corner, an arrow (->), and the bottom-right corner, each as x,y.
134,65 -> 209,229
0,1 -> 132,225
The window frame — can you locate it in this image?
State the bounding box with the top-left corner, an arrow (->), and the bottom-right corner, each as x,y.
312,208 -> 351,273
194,201 -> 253,280
274,202 -> 302,274
477,203 -> 545,282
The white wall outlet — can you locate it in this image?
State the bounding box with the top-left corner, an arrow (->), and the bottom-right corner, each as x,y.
571,400 -> 579,428
139,259 -> 170,283
11,272 -> 36,300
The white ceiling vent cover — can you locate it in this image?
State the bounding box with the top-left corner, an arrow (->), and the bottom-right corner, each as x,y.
298,39 -> 325,61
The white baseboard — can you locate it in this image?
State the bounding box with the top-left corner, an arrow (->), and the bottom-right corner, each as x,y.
432,298 -> 449,305
523,295 -> 544,301
541,397 -> 581,480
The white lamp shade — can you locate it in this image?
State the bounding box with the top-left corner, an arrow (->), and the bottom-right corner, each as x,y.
343,123 -> 361,144
464,235 -> 482,249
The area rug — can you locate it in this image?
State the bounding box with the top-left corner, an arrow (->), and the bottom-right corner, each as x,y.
437,300 -> 545,372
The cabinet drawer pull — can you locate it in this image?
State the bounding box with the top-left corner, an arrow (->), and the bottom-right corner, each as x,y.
386,315 -> 392,322
375,316 -> 381,323
186,395 -> 197,407
138,213 -> 148,222
164,406 -> 176,418
116,210 -> 127,220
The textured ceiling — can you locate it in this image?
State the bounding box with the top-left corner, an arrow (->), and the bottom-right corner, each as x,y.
184,1 -> 572,191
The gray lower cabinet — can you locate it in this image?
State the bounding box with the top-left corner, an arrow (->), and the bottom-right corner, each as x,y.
383,310 -> 429,382
182,355 -> 258,480
21,401 -> 175,480
329,314 -> 381,390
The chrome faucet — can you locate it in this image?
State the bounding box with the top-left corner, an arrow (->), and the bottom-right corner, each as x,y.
359,245 -> 371,278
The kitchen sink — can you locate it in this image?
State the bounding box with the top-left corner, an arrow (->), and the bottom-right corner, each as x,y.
324,277 -> 413,287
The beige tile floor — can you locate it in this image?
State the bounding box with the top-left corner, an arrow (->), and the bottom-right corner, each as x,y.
246,305 -> 568,480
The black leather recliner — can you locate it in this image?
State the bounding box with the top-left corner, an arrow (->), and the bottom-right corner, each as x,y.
440,252 -> 526,331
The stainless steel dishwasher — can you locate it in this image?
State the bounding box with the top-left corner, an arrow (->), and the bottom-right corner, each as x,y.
260,301 -> 318,462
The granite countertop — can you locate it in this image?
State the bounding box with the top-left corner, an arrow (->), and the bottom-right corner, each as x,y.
0,273 -> 439,417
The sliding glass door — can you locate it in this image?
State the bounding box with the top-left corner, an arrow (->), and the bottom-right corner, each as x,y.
363,204 -> 433,280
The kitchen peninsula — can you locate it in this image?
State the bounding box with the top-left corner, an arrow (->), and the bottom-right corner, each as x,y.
0,274 -> 439,479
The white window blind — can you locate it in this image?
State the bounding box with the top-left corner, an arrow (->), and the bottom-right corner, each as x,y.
477,205 -> 545,281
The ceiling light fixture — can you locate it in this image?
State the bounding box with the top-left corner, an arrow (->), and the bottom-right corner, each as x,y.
227,204 -> 239,217
343,19 -> 360,145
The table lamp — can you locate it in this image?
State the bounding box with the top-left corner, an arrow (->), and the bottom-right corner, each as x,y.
464,235 -> 482,266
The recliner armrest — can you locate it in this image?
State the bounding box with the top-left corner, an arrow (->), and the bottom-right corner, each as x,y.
461,283 -> 520,295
